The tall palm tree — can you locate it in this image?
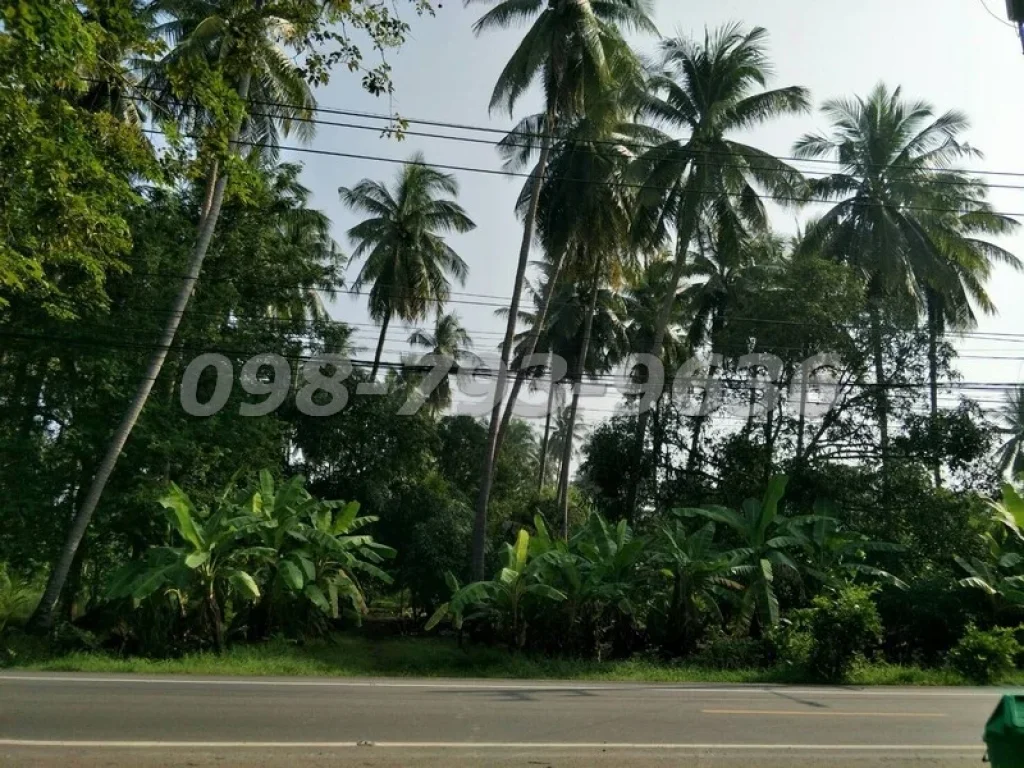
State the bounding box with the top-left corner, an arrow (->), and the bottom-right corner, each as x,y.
468,0 -> 657,579
624,24 -> 810,520
794,84 -> 1019,483
257,160 -> 344,323
546,405 -> 588,488
997,387 -> 1024,479
539,115 -> 637,534
31,0 -> 326,629
339,155 -> 475,380
680,228 -> 785,471
408,311 -> 476,415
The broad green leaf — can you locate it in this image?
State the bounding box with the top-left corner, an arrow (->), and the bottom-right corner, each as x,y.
279,560 -> 305,590
425,602 -> 451,631
303,583 -> 331,614
524,584 -> 566,602
513,528 -> 529,572
332,501 -> 360,534
229,570 -> 261,600
259,470 -> 275,517
184,551 -> 210,569
159,484 -> 204,549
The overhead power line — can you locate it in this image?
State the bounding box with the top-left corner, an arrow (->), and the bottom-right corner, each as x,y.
1,329 -> 1021,395
139,128 -> 1024,220
117,82 -> 1024,182
126,94 -> 1024,195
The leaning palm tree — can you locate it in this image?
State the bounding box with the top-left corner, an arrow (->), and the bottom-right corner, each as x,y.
339,155 -> 475,380
407,312 -> 477,415
468,0 -> 657,579
794,83 -> 1019,482
997,387 -> 1024,479
623,24 -> 810,519
31,0 -> 327,629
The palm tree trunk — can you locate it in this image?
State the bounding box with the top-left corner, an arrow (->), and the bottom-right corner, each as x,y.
557,272 -> 600,539
471,119 -> 553,580
623,172 -> 703,521
492,251 -> 567,474
868,300 -> 890,478
926,290 -> 942,487
536,377 -> 557,493
28,72 -> 253,631
370,311 -> 391,380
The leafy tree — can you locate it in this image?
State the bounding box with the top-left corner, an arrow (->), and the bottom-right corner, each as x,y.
0,0 -> 156,315
31,0 -> 436,630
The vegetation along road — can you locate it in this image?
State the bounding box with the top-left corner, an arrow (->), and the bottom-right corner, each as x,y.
0,673 -> 1012,767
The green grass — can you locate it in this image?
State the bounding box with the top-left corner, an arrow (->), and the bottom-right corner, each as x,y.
7,631 -> 1023,686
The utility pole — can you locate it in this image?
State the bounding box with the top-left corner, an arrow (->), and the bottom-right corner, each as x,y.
1008,0 -> 1024,51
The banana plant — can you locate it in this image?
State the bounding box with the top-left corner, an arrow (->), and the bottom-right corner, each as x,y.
790,500 -> 908,591
245,471 -> 395,625
650,520 -> 743,653
427,528 -> 566,650
107,483 -> 269,652
677,475 -> 804,631
956,484 -> 1024,607
301,498 -> 396,621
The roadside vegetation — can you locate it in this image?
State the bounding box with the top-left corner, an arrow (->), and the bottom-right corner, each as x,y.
2,1 -> 1024,687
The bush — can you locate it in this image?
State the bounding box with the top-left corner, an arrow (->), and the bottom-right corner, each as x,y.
766,614 -> 814,671
692,630 -> 771,670
948,625 -> 1019,684
876,578 -> 983,666
806,585 -> 882,683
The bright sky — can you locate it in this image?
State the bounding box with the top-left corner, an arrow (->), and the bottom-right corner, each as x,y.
291,0 -> 1024,425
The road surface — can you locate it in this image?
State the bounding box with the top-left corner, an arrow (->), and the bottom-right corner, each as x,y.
0,672 -> 1015,766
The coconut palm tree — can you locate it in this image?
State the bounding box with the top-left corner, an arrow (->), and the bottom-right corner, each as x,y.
546,405 -> 589,487
624,24 -> 810,520
997,387 -> 1024,479
256,160 -> 344,323
794,83 -> 1019,483
339,155 -> 475,380
468,0 -> 657,578
408,312 -> 477,415
31,0 -> 330,630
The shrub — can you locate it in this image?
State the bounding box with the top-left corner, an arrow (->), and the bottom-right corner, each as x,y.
948,625 -> 1019,684
876,578 -> 983,666
692,630 -> 771,670
766,613 -> 814,671
806,585 -> 882,683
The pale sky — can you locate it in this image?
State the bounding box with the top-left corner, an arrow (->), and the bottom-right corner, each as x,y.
289,0 -> 1024,425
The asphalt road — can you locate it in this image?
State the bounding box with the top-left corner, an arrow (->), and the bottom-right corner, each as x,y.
0,672 -> 1015,766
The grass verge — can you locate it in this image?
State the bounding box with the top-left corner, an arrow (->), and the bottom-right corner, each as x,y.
6,631 -> 1023,686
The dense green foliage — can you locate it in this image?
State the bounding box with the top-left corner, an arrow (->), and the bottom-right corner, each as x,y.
0,2 -> 1022,685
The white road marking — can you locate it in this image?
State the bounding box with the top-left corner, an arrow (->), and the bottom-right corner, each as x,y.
0,740 -> 982,751
0,674 -> 1012,697
702,709 -> 946,718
